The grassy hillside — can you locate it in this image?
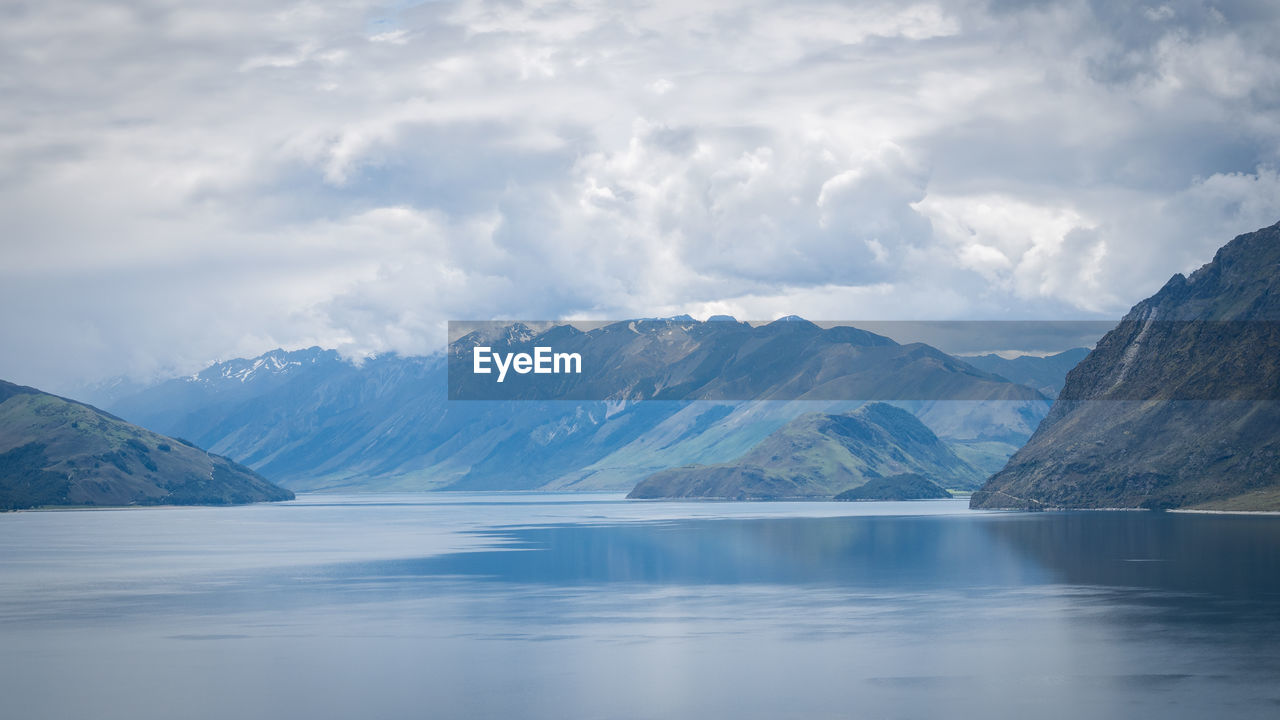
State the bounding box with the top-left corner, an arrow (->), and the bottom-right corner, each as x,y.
0,380 -> 293,510
628,403 -> 983,499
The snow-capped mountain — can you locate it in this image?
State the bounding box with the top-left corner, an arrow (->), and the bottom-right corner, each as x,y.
187,347 -> 338,385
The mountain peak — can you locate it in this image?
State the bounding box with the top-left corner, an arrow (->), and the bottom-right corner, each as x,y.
190,347 -> 338,385
502,323 -> 537,343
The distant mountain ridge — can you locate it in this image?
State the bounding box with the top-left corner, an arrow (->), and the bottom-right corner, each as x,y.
973,221 -> 1280,511
109,347 -> 344,435
960,348 -> 1091,399
0,379 -> 293,510
106,318 -> 1067,493
449,317 -> 1044,402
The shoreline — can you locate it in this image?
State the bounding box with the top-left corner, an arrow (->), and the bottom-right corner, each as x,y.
1171,508 -> 1280,516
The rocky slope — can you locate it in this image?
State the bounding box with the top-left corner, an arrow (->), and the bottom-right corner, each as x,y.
972,221 -> 1280,510
0,380 -> 293,510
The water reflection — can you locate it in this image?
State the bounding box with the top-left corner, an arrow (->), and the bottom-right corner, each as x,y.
3,498 -> 1280,720
332,511 -> 1280,602
980,511 -> 1280,601
341,515 -> 1049,589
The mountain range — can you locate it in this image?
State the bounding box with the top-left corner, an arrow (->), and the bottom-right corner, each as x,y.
18,220 -> 1278,507
104,318 -> 1073,493
448,317 -> 1047,403
960,348 -> 1091,399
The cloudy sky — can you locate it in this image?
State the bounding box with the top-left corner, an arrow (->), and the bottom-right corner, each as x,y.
3,0 -> 1279,391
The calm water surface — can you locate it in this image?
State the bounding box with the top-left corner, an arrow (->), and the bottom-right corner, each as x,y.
2,494 -> 1279,719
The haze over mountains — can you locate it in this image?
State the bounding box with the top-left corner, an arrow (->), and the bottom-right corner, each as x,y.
0,380 -> 292,510
40,221 -> 1279,508
105,319 -> 1076,494
974,221 -> 1280,511
960,348 -> 1091,399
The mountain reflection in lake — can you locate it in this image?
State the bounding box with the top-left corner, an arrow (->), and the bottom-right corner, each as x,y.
1,495 -> 1278,720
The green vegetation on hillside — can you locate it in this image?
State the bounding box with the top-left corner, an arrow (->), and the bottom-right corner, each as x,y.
834,473 -> 952,501
0,379 -> 293,510
628,403 -> 983,500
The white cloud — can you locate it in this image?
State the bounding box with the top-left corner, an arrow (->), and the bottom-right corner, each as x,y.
369,30 -> 409,45
2,0 -> 1280,390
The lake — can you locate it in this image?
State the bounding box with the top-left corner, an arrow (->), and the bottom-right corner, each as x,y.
2,494 -> 1279,719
